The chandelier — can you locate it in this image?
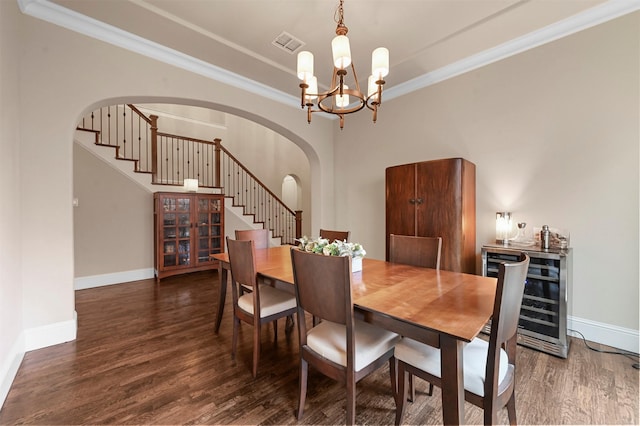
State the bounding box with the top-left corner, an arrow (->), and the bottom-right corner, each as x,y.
296,0 -> 389,129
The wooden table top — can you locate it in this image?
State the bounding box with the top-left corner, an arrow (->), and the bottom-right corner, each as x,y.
212,245 -> 497,343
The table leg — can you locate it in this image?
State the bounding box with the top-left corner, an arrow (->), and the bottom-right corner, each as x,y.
214,264 -> 228,333
440,336 -> 465,425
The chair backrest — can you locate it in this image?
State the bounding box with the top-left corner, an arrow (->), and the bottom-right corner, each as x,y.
485,253 -> 529,397
226,237 -> 259,292
319,229 -> 350,242
491,253 -> 529,345
291,249 -> 353,326
388,234 -> 442,270
235,229 -> 269,249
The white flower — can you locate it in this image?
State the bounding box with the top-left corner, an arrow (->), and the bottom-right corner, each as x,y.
297,236 -> 366,258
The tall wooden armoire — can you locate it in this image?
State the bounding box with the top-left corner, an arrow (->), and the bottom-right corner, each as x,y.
385,158 -> 476,273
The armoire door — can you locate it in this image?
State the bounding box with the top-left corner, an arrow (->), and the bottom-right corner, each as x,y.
385,163 -> 416,259
415,158 -> 464,271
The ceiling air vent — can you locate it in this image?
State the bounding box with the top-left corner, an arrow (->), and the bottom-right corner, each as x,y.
272,31 -> 305,54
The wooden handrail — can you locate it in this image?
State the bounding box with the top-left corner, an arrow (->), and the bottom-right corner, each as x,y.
215,140 -> 297,218
156,132 -> 216,145
127,104 -> 152,125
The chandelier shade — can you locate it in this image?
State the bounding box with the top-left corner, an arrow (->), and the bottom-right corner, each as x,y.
331,35 -> 352,69
296,0 -> 388,129
297,51 -> 314,81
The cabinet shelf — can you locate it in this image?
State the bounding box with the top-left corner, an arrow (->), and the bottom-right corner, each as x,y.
154,192 -> 225,281
482,244 -> 572,358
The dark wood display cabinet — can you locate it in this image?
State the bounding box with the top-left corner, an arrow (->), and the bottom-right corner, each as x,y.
154,192 -> 224,281
385,158 -> 476,273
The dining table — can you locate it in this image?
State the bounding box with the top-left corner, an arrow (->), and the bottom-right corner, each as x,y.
211,245 -> 497,425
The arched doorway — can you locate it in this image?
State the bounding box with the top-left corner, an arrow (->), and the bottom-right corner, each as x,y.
281,174 -> 302,211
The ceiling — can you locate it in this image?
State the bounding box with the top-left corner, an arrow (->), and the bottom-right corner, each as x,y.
36,0 -> 633,101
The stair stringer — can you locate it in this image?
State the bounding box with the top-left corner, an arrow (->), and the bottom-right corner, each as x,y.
224,201 -> 282,247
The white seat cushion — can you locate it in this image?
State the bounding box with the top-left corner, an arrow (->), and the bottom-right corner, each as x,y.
306,320 -> 400,372
394,336 -> 508,397
237,285 -> 296,318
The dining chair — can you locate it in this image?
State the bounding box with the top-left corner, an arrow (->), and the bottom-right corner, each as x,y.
235,228 -> 269,249
319,228 -> 351,242
388,234 -> 442,400
393,253 -> 530,425
235,228 -> 294,331
290,249 -> 400,425
388,234 -> 442,269
226,237 -> 297,378
234,228 -> 271,291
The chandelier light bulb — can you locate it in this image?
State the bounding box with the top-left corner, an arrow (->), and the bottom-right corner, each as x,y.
367,75 -> 378,101
297,51 -> 314,81
371,47 -> 389,79
306,76 -> 318,101
335,85 -> 349,108
332,35 -> 352,69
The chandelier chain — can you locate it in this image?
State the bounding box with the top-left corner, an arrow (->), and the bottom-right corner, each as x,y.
334,0 -> 348,36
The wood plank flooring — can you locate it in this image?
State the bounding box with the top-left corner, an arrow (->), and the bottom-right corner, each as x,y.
1,270 -> 637,425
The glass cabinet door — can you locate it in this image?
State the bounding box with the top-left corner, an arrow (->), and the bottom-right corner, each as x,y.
162,196 -> 192,268
196,196 -> 223,265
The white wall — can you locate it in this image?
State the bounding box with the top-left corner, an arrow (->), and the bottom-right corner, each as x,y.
73,143 -> 154,277
334,13 -> 639,337
0,0 -> 25,405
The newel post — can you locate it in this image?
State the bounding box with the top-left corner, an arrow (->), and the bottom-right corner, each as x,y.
295,210 -> 303,240
150,115 -> 159,183
214,138 -> 221,188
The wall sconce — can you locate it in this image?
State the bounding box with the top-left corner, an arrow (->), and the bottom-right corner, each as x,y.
495,212 -> 512,245
183,179 -> 199,192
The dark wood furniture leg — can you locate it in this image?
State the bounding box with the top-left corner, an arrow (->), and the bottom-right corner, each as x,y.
214,263 -> 229,333
440,336 -> 465,425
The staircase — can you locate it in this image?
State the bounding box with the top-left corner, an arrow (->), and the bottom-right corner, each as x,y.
76,104 -> 301,245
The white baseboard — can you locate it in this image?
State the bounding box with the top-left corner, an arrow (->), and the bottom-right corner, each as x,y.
1,314 -> 78,409
24,312 -> 77,352
0,335 -> 25,410
568,315 -> 639,354
74,268 -> 155,290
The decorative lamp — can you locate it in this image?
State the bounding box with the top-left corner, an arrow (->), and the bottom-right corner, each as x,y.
495,212 -> 513,245
296,0 -> 388,129
184,178 -> 199,192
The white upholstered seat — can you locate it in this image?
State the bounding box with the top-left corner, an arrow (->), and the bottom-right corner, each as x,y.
395,336 -> 509,397
237,285 -> 296,318
307,319 -> 399,372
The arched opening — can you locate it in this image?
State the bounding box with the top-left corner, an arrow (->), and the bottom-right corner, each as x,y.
281,174 -> 302,211
73,98 -> 315,288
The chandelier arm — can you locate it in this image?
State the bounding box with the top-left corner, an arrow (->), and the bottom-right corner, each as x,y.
299,83 -> 308,109
376,78 -> 384,105
349,62 -> 361,94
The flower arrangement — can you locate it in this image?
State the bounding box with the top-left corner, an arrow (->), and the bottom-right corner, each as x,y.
296,236 -> 366,259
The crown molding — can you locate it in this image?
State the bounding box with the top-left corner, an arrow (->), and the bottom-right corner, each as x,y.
17,0 -> 299,108
385,0 -> 640,101
18,0 -> 640,107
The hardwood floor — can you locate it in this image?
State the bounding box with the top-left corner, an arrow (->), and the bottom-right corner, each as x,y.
1,271 -> 638,425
